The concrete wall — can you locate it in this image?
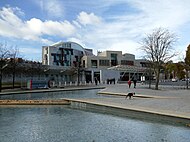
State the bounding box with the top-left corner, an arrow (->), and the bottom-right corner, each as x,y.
122,53 -> 135,61
82,50 -> 138,69
101,69 -> 120,82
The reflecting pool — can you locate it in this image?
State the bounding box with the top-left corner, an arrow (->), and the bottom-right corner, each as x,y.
0,89 -> 104,100
0,90 -> 190,142
0,106 -> 190,142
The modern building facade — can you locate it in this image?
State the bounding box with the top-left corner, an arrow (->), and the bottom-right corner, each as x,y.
81,51 -> 135,69
81,50 -> 149,83
42,41 -> 94,83
41,41 -> 150,85
42,41 -> 93,67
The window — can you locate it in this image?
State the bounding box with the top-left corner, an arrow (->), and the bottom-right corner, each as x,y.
99,60 -> 109,66
140,62 -> 150,67
111,53 -> 118,66
83,60 -> 85,67
45,47 -> 48,54
111,53 -> 117,60
91,60 -> 97,68
121,60 -> 134,66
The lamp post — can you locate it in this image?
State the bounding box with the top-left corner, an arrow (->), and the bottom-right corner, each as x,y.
77,62 -> 80,86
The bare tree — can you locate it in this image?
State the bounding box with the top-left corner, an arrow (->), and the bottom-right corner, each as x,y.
185,44 -> 190,89
9,47 -> 20,89
141,28 -> 177,90
0,43 -> 11,92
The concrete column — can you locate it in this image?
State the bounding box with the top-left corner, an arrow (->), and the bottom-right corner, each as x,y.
91,70 -> 94,83
100,70 -> 103,84
82,71 -> 85,82
129,72 -> 131,80
137,73 -> 139,81
52,81 -> 55,87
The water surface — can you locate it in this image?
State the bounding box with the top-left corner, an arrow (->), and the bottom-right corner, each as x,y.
0,106 -> 190,142
0,89 -> 104,100
0,90 -> 190,142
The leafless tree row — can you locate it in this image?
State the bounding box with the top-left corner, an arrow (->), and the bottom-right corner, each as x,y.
141,28 -> 189,90
0,43 -> 46,92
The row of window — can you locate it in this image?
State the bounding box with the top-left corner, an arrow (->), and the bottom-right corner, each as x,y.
90,60 -> 134,67
121,60 -> 134,66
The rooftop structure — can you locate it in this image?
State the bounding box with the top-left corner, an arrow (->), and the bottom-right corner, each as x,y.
42,41 -> 93,67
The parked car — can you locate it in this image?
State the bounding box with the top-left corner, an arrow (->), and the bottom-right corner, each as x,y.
171,78 -> 178,82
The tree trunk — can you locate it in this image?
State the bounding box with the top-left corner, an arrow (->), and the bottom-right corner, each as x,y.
155,68 -> 160,90
12,65 -> 16,89
149,77 -> 151,89
0,70 -> 2,92
148,69 -> 152,89
186,70 -> 189,89
12,72 -> 15,89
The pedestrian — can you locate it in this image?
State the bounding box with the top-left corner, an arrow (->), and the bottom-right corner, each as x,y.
95,77 -> 98,85
128,80 -> 132,88
133,77 -> 137,88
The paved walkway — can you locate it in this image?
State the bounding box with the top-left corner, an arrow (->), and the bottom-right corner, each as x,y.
68,83 -> 190,120
0,85 -> 105,95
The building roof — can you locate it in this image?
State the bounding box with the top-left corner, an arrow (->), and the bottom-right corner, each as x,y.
108,65 -> 147,73
50,41 -> 94,56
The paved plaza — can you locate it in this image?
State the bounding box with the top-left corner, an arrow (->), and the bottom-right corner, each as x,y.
68,83 -> 190,120
0,83 -> 190,121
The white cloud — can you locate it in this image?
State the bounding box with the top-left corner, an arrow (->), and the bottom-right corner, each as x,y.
1,0 -> 190,61
42,20 -> 75,37
127,0 -> 190,30
72,20 -> 81,28
0,6 -> 76,44
34,0 -> 64,18
43,0 -> 64,18
77,11 -> 102,26
70,0 -> 190,58
26,18 -> 43,35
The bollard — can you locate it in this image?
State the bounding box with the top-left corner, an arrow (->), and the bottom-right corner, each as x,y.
59,82 -> 61,87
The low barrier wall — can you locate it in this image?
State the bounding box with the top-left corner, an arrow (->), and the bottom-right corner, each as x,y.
0,100 -> 70,105
67,99 -> 190,127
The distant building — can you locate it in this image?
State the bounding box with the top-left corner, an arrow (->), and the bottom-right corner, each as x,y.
81,51 -> 135,68
0,41 -> 156,88
41,41 -> 150,84
81,50 -> 149,83
42,41 -> 93,67
41,41 -> 94,83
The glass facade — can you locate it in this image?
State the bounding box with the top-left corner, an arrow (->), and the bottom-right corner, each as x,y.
121,60 -> 134,66
99,60 -> 110,66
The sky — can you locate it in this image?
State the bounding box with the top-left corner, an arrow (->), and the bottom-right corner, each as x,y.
0,0 -> 190,62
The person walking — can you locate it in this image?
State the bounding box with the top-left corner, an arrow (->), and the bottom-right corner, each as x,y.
95,77 -> 98,85
133,76 -> 137,88
127,80 -> 132,88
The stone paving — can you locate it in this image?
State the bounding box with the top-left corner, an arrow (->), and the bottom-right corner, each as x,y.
74,83 -> 190,120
